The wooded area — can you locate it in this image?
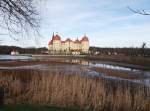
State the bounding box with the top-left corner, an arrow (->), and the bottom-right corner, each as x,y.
89,47 -> 150,57
0,45 -> 47,54
0,45 -> 150,57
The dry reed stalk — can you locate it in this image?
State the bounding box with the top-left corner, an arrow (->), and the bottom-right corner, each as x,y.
0,70 -> 149,111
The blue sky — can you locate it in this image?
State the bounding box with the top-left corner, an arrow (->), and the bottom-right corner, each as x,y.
0,0 -> 150,48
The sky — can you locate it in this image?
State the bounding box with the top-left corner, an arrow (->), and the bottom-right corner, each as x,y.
0,0 -> 150,48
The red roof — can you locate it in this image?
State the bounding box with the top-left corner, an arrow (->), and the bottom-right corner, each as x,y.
81,36 -> 89,42
48,34 -> 89,45
48,34 -> 61,45
65,38 -> 73,42
52,34 -> 61,41
48,40 -> 53,45
74,39 -> 80,44
61,41 -> 65,43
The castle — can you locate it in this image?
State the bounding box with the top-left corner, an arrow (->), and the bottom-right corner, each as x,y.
48,33 -> 89,55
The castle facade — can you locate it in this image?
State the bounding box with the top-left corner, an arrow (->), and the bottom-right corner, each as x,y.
48,33 -> 89,55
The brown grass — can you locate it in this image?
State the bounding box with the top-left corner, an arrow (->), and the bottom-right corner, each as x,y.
0,61 -> 75,67
0,70 -> 149,111
91,67 -> 144,80
86,55 -> 150,68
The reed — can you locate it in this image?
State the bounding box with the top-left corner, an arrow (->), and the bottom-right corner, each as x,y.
0,70 -> 149,111
91,67 -> 145,80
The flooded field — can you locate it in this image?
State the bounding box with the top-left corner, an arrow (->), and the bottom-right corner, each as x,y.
0,55 -> 150,111
0,55 -> 150,86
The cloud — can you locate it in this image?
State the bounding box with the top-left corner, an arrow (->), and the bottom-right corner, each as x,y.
1,0 -> 150,47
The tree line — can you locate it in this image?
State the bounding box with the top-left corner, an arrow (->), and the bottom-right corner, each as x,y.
0,45 -> 48,54
89,47 -> 150,57
0,45 -> 150,57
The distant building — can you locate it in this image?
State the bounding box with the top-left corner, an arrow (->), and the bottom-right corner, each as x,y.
48,33 -> 89,55
11,50 -> 19,55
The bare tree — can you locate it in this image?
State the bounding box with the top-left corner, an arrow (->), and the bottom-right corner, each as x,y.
142,42 -> 146,49
141,42 -> 146,56
127,6 -> 150,15
0,0 -> 40,37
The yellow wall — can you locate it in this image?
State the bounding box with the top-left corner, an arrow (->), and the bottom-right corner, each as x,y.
48,39 -> 89,54
81,41 -> 89,53
53,40 -> 61,51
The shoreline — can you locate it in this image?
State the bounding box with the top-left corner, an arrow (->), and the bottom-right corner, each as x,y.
0,54 -> 150,70
32,55 -> 150,70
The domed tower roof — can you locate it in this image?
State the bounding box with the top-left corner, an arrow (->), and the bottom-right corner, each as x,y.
48,33 -> 61,45
74,38 -> 80,44
65,38 -> 70,41
81,34 -> 89,42
65,38 -> 73,42
61,41 -> 65,43
53,34 -> 61,41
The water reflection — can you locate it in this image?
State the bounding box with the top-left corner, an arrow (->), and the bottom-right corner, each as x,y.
0,55 -> 150,86
0,55 -> 32,61
45,58 -> 144,72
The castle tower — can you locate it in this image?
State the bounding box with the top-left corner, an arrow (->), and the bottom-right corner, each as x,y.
81,34 -> 89,53
74,38 -> 81,50
52,34 -> 61,52
48,33 -> 61,54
